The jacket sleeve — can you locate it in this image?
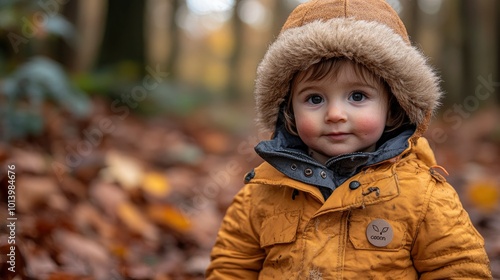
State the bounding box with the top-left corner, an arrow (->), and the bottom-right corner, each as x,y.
206,185 -> 265,279
411,179 -> 492,279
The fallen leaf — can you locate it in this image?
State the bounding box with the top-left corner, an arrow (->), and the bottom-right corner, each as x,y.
53,230 -> 112,279
73,203 -> 116,239
147,204 -> 191,232
108,243 -> 128,259
106,150 -> 144,189
195,130 -> 234,154
117,202 -> 159,241
17,176 -> 69,212
142,172 -> 171,199
467,180 -> 499,211
89,182 -> 127,219
10,148 -> 48,174
164,167 -> 198,195
24,248 -> 58,278
0,142 -> 8,162
71,153 -> 106,184
47,272 -> 94,280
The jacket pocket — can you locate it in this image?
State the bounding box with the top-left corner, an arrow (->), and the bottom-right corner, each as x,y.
260,210 -> 300,248
348,215 -> 406,251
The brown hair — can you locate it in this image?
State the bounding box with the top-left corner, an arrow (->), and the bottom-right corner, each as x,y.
283,57 -> 408,135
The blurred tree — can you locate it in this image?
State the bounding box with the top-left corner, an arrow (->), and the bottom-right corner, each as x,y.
72,1 -> 107,73
97,0 -> 145,71
227,0 -> 244,100
401,0 -> 419,40
401,0 -> 499,107
497,1 -> 500,106
271,0 -> 292,37
456,0 -> 498,105
439,0 -> 463,105
56,0 -> 79,71
459,0 -> 476,103
166,0 -> 182,80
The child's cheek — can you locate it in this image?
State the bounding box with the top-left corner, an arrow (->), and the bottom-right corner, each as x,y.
355,116 -> 386,135
295,117 -> 318,139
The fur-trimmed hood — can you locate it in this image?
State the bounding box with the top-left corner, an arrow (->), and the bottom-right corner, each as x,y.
254,0 -> 442,138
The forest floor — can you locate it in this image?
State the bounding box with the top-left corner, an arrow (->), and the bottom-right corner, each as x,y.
1,98 -> 499,279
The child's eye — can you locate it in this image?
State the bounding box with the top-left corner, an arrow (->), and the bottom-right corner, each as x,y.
307,95 -> 323,104
349,91 -> 366,102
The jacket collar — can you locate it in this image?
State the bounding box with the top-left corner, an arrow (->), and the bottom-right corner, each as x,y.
254,118 -> 415,200
250,159 -> 400,210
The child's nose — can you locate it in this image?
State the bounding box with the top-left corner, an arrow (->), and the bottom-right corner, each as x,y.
325,102 -> 347,123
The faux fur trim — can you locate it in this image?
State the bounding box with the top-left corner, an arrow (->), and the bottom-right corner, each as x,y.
255,18 -> 442,135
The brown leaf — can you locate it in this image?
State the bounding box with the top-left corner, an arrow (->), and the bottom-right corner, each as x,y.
0,142 -> 8,162
24,247 -> 58,278
71,153 -> 106,184
53,230 -> 112,279
195,130 -> 234,154
10,148 -> 48,174
73,203 -> 116,239
164,167 -> 198,195
47,272 -> 94,280
17,176 -> 69,213
89,182 -> 127,219
0,240 -> 28,279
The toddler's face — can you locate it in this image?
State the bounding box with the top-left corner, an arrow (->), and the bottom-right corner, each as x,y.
291,61 -> 390,164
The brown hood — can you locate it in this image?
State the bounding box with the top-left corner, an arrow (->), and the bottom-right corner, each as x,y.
254,0 -> 442,138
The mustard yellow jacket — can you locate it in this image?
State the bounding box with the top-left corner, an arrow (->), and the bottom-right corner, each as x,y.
206,138 -> 491,279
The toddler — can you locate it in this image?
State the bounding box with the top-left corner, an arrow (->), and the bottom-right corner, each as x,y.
206,0 -> 492,278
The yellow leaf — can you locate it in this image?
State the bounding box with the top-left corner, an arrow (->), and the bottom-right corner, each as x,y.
117,202 -> 159,241
147,205 -> 191,232
467,181 -> 499,211
142,172 -> 171,198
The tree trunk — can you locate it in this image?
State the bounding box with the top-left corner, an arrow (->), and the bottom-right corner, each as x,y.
97,0 -> 145,71
227,0 -> 244,100
55,0 -> 79,71
166,0 -> 181,80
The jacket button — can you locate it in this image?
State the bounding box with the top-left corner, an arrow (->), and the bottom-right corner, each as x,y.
304,168 -> 313,177
291,163 -> 297,170
320,171 -> 327,179
349,180 -> 361,190
244,169 -> 255,183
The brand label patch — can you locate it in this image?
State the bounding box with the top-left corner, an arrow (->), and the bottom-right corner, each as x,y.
366,219 -> 394,247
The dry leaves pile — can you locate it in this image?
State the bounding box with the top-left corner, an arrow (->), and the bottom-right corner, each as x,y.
0,98 -> 262,279
0,99 -> 499,279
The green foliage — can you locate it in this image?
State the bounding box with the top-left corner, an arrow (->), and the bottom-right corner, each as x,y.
1,56 -> 91,141
0,0 -> 89,142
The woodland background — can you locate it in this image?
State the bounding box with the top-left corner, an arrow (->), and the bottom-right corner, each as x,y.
0,0 -> 499,279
